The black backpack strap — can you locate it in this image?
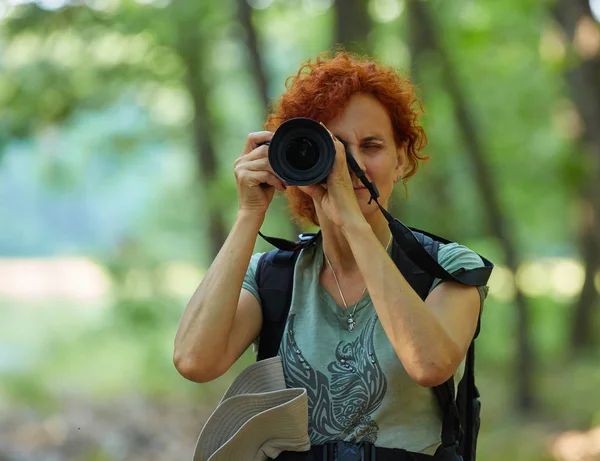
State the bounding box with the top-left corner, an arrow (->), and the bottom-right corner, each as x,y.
255,233 -> 319,361
432,341 -> 479,461
457,342 -> 479,461
397,230 -> 482,461
255,249 -> 298,361
405,220 -> 486,423
433,377 -> 463,459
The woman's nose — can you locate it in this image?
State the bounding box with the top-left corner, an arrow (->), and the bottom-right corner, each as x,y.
348,149 -> 367,171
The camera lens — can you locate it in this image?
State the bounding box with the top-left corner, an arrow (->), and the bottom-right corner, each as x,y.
268,118 -> 336,186
285,137 -> 319,171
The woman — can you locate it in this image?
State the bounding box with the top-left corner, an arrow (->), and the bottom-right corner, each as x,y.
174,52 -> 488,458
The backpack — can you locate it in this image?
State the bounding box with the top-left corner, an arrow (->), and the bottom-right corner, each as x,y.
254,229 -> 493,461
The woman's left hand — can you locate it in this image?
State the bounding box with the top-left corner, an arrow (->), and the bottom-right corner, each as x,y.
298,123 -> 366,229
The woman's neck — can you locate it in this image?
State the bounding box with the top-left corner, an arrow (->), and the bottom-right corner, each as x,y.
319,211 -> 391,276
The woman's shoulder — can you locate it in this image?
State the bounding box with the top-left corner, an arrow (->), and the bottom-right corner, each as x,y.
436,241 -> 485,272
249,251 -> 267,269
428,242 -> 489,297
242,252 -> 267,296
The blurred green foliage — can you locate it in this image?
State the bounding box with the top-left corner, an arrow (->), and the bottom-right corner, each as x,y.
0,0 -> 599,460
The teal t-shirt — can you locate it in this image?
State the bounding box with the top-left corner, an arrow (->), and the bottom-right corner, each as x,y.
242,238 -> 488,454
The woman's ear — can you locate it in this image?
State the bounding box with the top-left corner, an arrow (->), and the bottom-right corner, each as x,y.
394,142 -> 408,182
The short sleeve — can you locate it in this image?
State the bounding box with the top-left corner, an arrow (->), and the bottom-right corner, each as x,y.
243,252 -> 266,354
242,252 -> 266,305
429,242 -> 490,303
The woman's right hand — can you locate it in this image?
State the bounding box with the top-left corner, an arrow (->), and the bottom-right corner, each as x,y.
234,131 -> 287,215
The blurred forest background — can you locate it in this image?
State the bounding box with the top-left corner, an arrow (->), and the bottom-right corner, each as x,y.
1,0 -> 600,460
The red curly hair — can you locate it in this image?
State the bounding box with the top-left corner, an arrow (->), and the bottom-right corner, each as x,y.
265,51 -> 428,227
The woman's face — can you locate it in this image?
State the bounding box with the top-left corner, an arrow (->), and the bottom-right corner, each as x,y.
326,92 -> 405,217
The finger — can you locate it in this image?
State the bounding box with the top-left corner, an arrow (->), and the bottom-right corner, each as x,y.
319,122 -> 348,170
234,145 -> 268,172
319,122 -> 345,153
244,156 -> 278,177
242,131 -> 274,156
235,146 -> 284,184
242,144 -> 269,161
319,121 -> 333,137
250,171 -> 286,191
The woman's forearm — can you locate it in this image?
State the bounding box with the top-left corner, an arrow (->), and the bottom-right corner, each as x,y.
342,221 -> 462,387
174,211 -> 265,374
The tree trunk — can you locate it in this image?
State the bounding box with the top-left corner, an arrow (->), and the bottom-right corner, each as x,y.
554,0 -> 600,353
188,62 -> 228,261
173,1 -> 227,261
333,0 -> 371,53
407,15 -> 455,239
237,0 -> 270,110
237,0 -> 304,239
407,0 -> 536,413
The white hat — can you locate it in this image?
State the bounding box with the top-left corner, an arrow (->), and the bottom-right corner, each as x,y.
193,356 -> 310,461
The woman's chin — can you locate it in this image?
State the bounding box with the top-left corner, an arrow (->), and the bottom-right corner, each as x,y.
357,199 -> 380,216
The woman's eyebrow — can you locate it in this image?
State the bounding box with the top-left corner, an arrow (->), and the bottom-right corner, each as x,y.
361,136 -> 385,143
334,135 -> 385,144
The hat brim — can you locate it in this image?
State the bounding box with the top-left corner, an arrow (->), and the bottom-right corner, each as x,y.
219,357 -> 287,404
193,357 -> 310,461
201,389 -> 310,461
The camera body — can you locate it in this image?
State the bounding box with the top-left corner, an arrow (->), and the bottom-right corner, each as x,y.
268,118 -> 336,186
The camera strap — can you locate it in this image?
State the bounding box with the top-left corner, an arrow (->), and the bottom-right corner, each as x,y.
348,156 -> 493,287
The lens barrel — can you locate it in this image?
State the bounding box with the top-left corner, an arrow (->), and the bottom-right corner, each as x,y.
268,118 -> 336,186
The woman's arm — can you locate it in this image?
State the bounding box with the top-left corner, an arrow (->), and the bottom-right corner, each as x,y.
342,220 -> 482,387
173,211 -> 264,383
174,130 -> 286,383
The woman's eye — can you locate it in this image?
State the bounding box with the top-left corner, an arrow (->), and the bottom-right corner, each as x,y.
364,145 -> 382,151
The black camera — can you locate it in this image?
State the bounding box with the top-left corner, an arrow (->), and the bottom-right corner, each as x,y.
268,118 -> 336,186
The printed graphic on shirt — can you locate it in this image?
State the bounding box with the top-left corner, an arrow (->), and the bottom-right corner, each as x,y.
279,313 -> 387,444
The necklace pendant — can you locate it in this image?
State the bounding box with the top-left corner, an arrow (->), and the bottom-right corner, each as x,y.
347,317 -> 356,332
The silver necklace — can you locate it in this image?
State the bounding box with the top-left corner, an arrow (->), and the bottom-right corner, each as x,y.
323,234 -> 393,332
